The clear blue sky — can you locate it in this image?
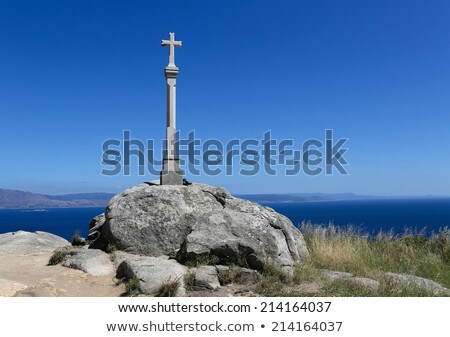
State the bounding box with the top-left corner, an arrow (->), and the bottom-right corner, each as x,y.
0,0 -> 449,195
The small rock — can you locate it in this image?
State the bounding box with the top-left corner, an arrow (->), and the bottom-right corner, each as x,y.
116,256 -> 187,296
63,249 -> 114,276
194,265 -> 220,291
385,272 -> 448,295
347,277 -> 380,291
236,267 -> 260,284
320,269 -> 353,281
292,282 -> 323,295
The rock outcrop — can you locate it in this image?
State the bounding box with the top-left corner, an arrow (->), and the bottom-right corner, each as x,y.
88,213 -> 106,241
95,182 -> 309,274
0,231 -> 69,255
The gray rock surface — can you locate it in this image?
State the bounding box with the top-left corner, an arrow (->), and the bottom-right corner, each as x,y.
116,256 -> 187,296
320,269 -> 353,281
97,183 -> 309,273
385,272 -> 448,295
321,269 -> 380,291
0,231 -> 69,255
347,277 -> 380,291
236,267 -> 261,284
194,265 -> 221,291
63,249 -> 114,276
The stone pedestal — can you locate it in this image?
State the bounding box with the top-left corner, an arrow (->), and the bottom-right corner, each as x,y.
160,158 -> 183,185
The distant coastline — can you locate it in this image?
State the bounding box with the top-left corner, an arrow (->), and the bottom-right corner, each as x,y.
0,189 -> 115,209
1,187 -> 449,209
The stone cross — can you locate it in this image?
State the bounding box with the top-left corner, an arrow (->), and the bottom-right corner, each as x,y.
162,32 -> 182,69
160,32 -> 183,185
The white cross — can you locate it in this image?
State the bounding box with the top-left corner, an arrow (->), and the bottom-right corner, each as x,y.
162,32 -> 182,68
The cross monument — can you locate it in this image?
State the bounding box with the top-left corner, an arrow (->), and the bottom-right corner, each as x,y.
160,32 -> 183,185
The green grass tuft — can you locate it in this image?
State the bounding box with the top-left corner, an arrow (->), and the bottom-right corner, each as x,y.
125,277 -> 141,297
183,271 -> 196,292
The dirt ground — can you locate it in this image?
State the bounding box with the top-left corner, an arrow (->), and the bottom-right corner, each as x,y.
0,251 -> 125,297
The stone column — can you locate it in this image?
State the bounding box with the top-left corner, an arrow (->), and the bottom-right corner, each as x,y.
160,33 -> 183,185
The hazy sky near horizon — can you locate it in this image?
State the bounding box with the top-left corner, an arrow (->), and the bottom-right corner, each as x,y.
0,0 -> 449,196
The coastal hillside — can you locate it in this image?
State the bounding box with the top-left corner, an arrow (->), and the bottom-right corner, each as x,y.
0,189 -> 114,209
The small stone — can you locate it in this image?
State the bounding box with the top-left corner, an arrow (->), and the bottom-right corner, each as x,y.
194,265 -> 220,291
116,256 -> 187,296
320,269 -> 353,281
347,277 -> 380,291
63,249 -> 114,276
385,272 -> 448,295
236,267 -> 260,284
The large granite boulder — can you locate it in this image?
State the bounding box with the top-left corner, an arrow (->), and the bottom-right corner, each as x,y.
0,231 -> 69,255
95,182 -> 309,274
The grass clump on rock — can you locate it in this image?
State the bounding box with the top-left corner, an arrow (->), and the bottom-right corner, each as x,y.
125,277 -> 141,297
106,243 -> 118,262
183,271 -> 196,292
155,278 -> 180,297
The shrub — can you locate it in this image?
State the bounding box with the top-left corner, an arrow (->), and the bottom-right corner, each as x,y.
125,277 -> 141,297
184,254 -> 220,268
106,243 -> 118,253
71,231 -> 85,247
263,261 -> 289,283
48,249 -> 69,265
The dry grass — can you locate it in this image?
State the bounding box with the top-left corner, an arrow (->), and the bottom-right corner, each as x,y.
155,278 -> 180,297
300,222 -> 450,289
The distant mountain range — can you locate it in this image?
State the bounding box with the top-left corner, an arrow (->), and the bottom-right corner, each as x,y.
0,189 -> 115,209
0,188 -> 448,209
236,193 -> 449,203
235,192 -> 375,203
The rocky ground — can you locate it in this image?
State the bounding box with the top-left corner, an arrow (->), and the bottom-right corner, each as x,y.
1,230 -> 448,297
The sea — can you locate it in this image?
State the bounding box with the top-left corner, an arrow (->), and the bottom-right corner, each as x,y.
0,198 -> 450,241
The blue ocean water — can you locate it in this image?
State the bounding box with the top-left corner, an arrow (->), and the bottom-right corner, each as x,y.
265,198 -> 450,236
0,207 -> 104,241
0,198 -> 450,241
